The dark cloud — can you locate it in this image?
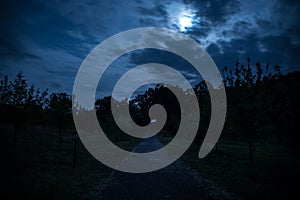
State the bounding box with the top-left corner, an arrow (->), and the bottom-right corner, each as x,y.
0,0 -> 299,95
190,0 -> 241,24
137,5 -> 168,17
184,0 -> 300,71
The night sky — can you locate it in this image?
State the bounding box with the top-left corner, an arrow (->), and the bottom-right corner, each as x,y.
1,0 -> 300,96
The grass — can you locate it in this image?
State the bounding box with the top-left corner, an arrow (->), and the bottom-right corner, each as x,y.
3,124 -> 299,200
180,140 -> 300,200
2,125 -> 114,200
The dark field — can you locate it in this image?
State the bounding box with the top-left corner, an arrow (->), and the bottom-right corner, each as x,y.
2,125 -> 113,200
2,124 -> 299,200
182,141 -> 300,199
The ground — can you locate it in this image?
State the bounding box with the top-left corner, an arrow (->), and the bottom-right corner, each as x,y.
2,125 -> 299,200
91,137 -> 234,200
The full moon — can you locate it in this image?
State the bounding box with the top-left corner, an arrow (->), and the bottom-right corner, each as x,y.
179,16 -> 193,31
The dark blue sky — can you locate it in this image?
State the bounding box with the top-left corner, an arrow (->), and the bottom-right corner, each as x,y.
1,0 -> 299,95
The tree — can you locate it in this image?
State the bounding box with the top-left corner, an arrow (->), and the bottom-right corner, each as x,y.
49,92 -> 72,147
0,71 -> 48,144
222,58 -> 288,163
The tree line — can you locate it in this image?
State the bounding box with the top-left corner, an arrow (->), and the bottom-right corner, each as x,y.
0,72 -> 72,145
1,58 -> 299,162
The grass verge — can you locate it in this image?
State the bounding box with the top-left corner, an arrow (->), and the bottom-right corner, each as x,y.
2,125 -> 116,200
181,140 -> 300,200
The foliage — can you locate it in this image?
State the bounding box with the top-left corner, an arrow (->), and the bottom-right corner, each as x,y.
0,60 -> 299,152
0,71 -> 48,126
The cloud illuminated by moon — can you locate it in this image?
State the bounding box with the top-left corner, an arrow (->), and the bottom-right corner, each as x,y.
166,1 -> 198,32
179,16 -> 193,31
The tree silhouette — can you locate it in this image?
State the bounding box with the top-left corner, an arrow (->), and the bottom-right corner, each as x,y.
0,71 -> 48,144
1,60 -> 299,161
49,92 -> 72,147
220,58 -> 300,162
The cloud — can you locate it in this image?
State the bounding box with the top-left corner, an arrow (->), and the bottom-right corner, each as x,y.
65,30 -> 87,40
38,0 -> 143,42
182,0 -> 300,71
0,0 -> 299,96
1,40 -> 82,92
